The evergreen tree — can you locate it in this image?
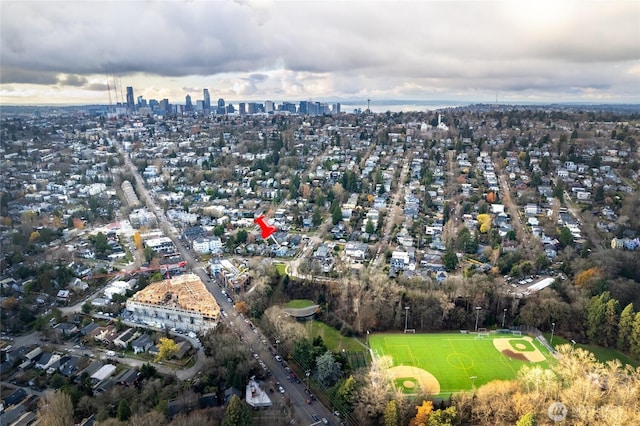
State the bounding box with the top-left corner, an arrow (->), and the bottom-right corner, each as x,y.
443,245 -> 458,272
117,399 -> 131,421
630,312 -> 640,360
618,303 -> 635,353
222,395 -> 252,426
384,400 -> 399,426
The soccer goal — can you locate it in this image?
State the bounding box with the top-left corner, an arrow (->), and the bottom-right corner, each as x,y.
512,330 -> 522,336
477,328 -> 490,338
404,328 -> 416,334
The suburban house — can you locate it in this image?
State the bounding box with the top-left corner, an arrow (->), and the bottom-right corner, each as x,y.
114,329 -> 137,349
344,242 -> 368,262
131,334 -> 154,354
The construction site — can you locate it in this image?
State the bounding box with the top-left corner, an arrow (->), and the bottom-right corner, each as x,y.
126,273 -> 220,333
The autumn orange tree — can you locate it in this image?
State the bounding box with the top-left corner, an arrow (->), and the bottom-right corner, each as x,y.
133,231 -> 143,250
574,267 -> 602,288
409,400 -> 433,426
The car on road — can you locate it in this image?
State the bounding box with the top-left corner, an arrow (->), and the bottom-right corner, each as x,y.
275,355 -> 282,362
278,385 -> 285,394
321,418 -> 329,425
311,413 -> 319,422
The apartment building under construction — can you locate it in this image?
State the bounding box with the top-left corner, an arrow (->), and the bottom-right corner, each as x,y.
126,273 -> 220,333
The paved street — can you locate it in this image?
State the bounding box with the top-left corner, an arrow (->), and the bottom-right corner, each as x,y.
114,139 -> 337,425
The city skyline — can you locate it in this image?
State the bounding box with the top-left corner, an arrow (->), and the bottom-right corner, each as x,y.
1,1 -> 639,105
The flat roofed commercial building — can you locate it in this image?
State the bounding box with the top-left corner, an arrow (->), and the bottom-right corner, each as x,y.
126,273 -> 220,332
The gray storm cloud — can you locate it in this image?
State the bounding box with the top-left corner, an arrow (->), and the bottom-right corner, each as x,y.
0,0 -> 638,101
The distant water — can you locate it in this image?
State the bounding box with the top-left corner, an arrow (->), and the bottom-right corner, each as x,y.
339,101 -> 467,113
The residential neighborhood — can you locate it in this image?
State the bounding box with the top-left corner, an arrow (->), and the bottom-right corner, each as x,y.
1,103 -> 639,425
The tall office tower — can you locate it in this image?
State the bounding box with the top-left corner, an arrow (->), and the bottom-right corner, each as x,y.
247,102 -> 257,114
137,95 -> 147,108
160,99 -> 171,115
299,101 -> 308,115
126,86 -> 135,111
196,100 -> 205,112
217,98 -> 225,114
265,100 -> 274,113
281,102 -> 296,113
238,103 -> 246,115
203,89 -> 211,112
185,94 -> 192,112
332,103 -> 341,114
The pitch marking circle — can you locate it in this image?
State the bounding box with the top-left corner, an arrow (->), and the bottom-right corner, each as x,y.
447,352 -> 474,369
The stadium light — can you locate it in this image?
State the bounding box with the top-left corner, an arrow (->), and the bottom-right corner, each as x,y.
551,322 -> 556,346
502,308 -> 507,328
404,306 -> 410,332
474,306 -> 482,332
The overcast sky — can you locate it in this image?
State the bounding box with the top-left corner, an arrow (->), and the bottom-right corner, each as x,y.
1,0 -> 639,105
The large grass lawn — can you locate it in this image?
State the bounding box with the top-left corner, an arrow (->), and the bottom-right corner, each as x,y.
369,333 -> 554,397
305,320 -> 365,353
274,262 -> 287,276
542,333 -> 639,368
284,299 -> 315,309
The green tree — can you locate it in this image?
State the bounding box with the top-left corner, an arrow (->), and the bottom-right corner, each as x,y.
587,292 -> 619,347
618,303 -> 635,353
144,246 -> 155,263
553,181 -> 564,202
603,298 -> 620,347
236,229 -> 248,244
443,245 -> 458,272
81,302 -> 92,314
594,185 -> 605,203
334,375 -> 357,416
213,224 -> 225,237
331,202 -> 342,225
365,218 -> 375,235
428,406 -> 457,426
516,412 -> 537,426
222,394 -> 252,426
558,227 -> 573,248
384,399 -> 399,426
117,399 -> 131,421
91,232 -> 111,256
312,207 -> 323,227
314,351 -> 341,387
140,362 -> 157,379
630,312 -> 640,360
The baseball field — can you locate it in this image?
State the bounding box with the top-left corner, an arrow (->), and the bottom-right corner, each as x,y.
369,332 -> 553,397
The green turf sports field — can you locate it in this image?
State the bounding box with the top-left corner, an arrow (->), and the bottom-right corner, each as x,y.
369,332 -> 553,397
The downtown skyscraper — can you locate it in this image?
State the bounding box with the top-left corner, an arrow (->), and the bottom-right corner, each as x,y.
203,88 -> 211,113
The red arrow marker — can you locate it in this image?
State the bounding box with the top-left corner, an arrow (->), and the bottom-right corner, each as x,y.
254,215 -> 278,239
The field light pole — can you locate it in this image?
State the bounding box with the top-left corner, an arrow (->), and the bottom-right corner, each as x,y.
474,307 -> 482,332
502,308 -> 507,328
404,306 -> 410,332
551,322 -> 556,346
